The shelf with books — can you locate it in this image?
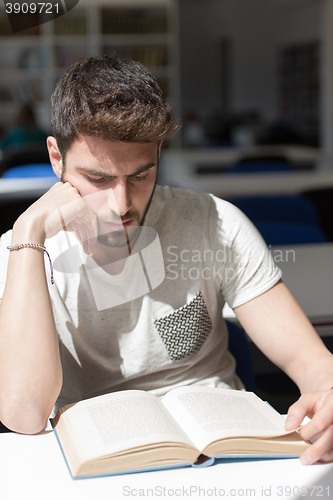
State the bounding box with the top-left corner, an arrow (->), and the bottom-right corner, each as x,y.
0,78 -> 43,103
0,10 -> 41,37
102,44 -> 169,68
51,36 -> 90,47
278,41 -> 320,140
53,10 -> 88,36
0,47 -> 46,73
0,8 -> 48,130
0,71 -> 44,84
53,45 -> 89,70
101,7 -> 168,35
99,4 -> 177,102
101,33 -> 172,46
0,1 -> 179,135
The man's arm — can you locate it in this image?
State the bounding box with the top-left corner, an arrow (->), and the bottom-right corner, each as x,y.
0,182 -> 97,434
233,279 -> 333,464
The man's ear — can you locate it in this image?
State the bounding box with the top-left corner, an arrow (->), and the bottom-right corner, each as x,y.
47,136 -> 63,179
158,139 -> 163,158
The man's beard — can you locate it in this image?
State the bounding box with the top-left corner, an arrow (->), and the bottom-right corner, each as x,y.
96,217 -> 141,248
96,184 -> 156,249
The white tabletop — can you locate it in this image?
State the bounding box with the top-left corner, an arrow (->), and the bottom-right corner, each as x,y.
163,169 -> 333,198
161,145 -> 324,167
223,243 -> 333,334
158,146 -> 332,198
0,428 -> 332,500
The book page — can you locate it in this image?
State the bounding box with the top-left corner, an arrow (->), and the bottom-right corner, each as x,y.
162,386 -> 290,452
56,390 -> 195,462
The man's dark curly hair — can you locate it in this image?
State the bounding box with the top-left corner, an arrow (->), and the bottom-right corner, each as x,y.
50,55 -> 180,159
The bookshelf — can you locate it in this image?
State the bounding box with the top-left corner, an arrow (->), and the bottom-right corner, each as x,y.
278,40 -> 320,144
0,0 -> 179,135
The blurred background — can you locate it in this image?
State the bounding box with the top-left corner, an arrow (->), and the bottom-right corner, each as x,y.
0,0 -> 333,412
1,0 -> 332,153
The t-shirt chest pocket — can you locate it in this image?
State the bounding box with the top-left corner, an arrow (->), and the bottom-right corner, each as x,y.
153,291 -> 212,361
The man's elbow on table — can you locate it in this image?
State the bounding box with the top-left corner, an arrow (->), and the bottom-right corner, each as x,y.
0,401 -> 52,435
0,378 -> 61,434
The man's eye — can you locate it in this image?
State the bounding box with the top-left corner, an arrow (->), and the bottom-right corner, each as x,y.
133,173 -> 149,182
87,176 -> 108,184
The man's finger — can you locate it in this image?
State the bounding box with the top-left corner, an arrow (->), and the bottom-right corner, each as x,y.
285,394 -> 315,430
299,425 -> 333,465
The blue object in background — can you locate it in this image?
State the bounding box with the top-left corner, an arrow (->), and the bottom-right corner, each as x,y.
227,162 -> 294,173
1,163 -> 58,179
231,195 -> 322,229
226,320 -> 256,392
255,221 -> 329,246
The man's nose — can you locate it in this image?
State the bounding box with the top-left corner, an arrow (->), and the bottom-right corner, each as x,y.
108,181 -> 132,217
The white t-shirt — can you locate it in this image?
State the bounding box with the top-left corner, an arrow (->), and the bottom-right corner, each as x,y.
0,186 -> 282,413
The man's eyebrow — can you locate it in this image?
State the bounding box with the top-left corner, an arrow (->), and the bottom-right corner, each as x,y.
76,162 -> 157,178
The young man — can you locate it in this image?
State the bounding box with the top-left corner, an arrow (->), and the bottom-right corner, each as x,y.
0,56 -> 332,466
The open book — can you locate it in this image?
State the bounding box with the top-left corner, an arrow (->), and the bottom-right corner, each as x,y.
52,386 -> 309,478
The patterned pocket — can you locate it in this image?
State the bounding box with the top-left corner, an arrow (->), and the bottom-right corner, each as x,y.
154,291 -> 212,361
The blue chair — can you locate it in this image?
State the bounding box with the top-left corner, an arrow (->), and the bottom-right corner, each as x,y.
226,320 -> 256,392
302,187 -> 333,241
227,162 -> 294,174
255,221 -> 329,246
0,163 -> 58,235
230,195 -> 322,229
0,144 -> 50,176
1,163 -> 58,179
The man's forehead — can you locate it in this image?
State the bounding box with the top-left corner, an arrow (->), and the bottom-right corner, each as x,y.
67,135 -> 159,156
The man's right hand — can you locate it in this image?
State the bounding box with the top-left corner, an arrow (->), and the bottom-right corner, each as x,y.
13,182 -> 98,255
0,181 -> 99,433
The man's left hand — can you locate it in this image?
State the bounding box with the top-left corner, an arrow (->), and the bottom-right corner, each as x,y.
285,389 -> 333,464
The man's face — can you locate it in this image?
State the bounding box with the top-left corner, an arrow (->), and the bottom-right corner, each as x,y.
60,136 -> 159,249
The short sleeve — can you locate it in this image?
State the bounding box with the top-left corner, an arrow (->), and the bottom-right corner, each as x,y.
0,231 -> 12,299
209,196 -> 282,309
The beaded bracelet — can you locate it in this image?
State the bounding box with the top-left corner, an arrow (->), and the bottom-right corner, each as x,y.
7,243 -> 54,285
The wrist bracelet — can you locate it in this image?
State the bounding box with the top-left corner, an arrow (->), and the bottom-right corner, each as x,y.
7,243 -> 54,285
